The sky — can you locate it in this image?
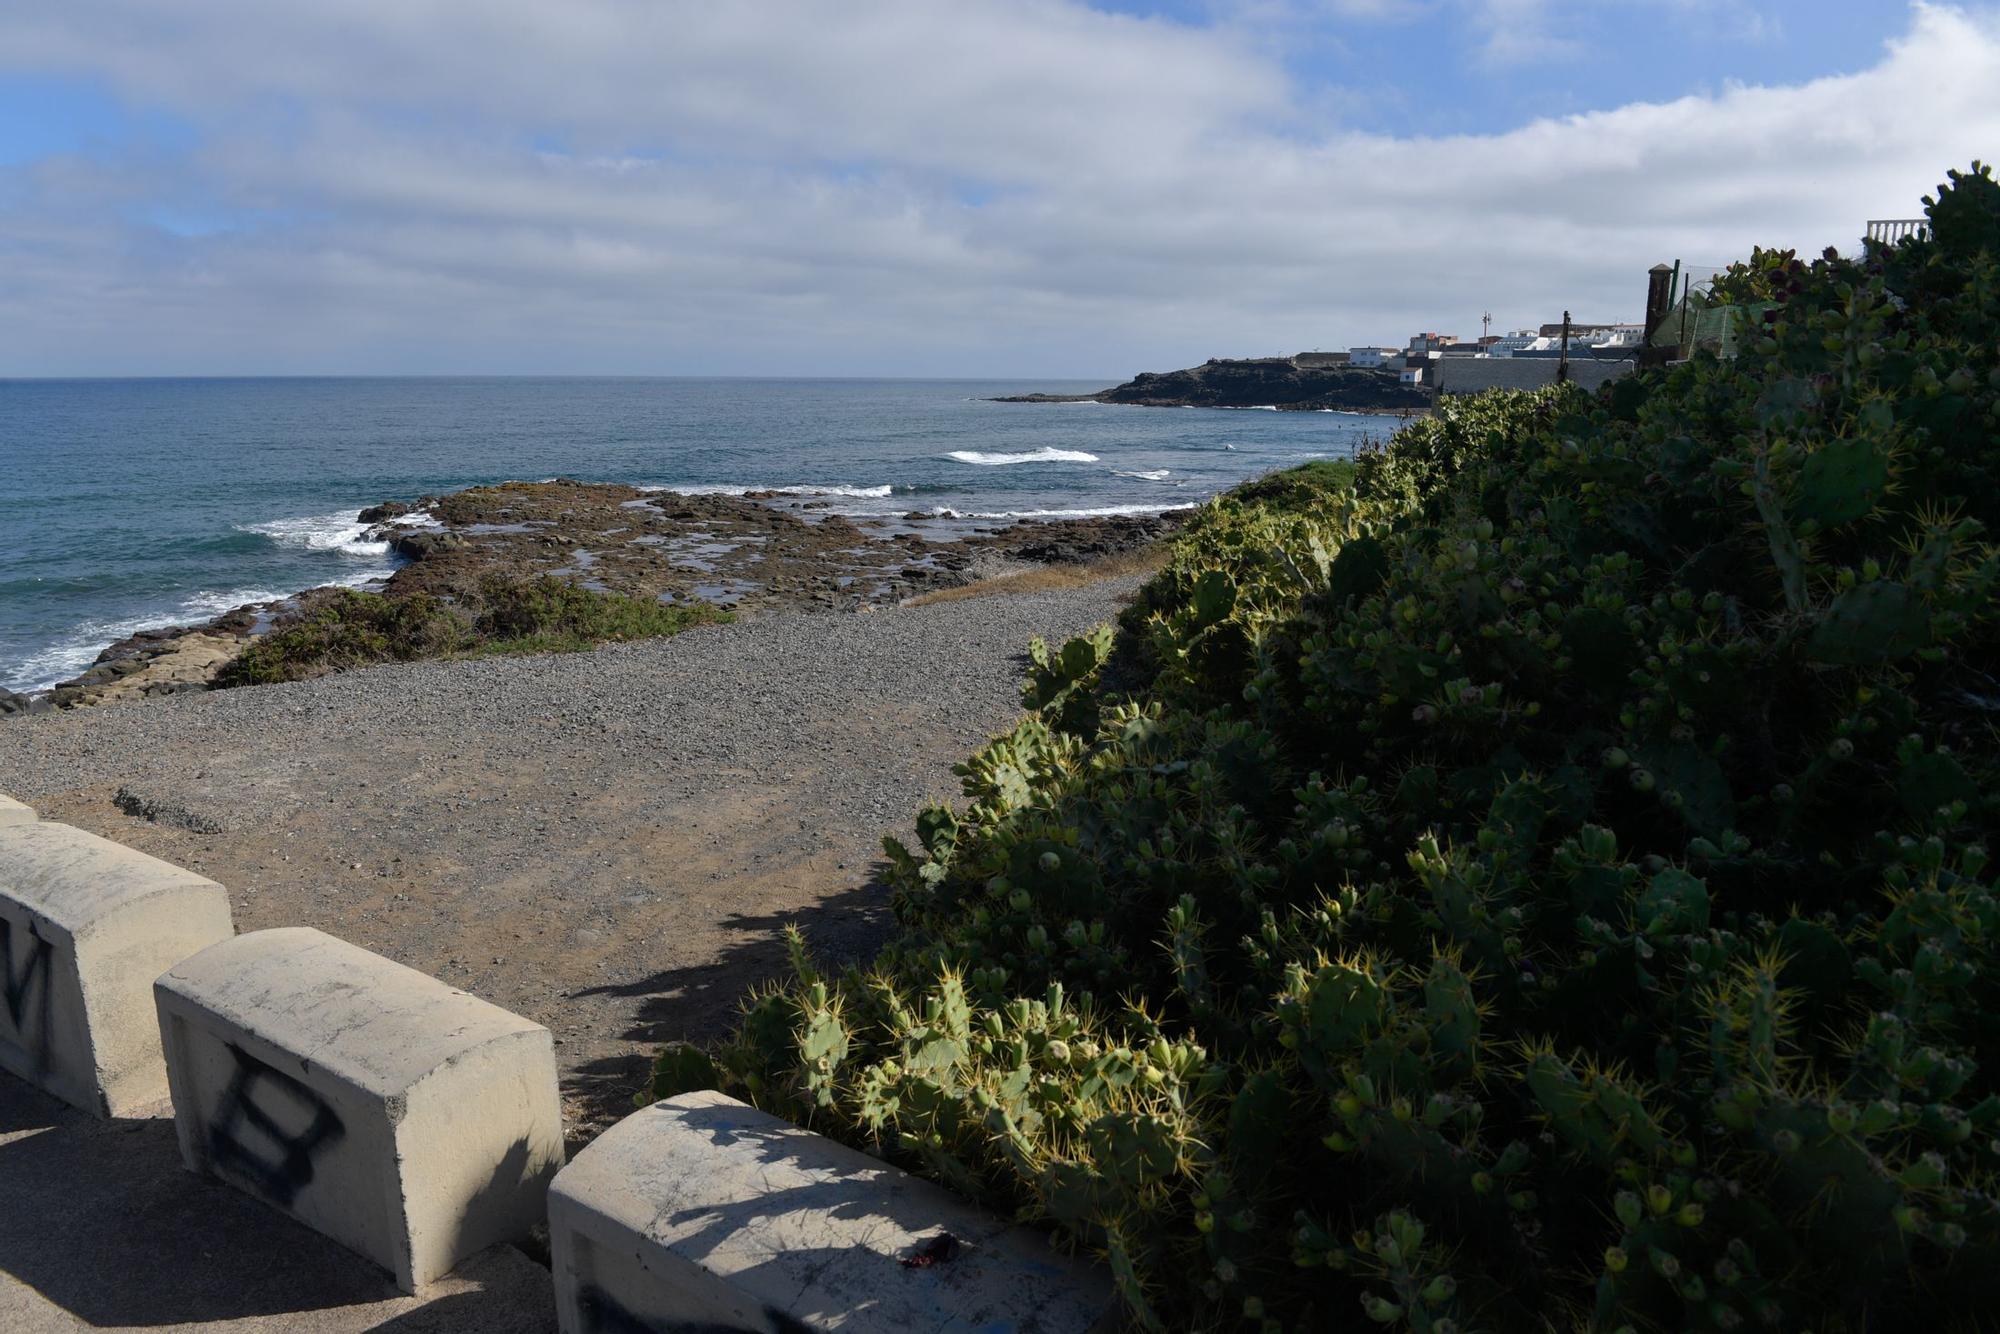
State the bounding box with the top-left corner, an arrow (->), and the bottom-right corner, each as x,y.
0,1 -> 1995,378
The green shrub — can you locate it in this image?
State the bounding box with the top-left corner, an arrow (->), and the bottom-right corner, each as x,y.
656,165 -> 2000,1331
470,573 -> 719,654
1225,457 -> 1361,515
219,576 -> 724,685
219,588 -> 470,685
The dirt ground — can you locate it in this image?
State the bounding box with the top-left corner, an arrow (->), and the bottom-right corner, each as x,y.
0,578 -> 1141,1145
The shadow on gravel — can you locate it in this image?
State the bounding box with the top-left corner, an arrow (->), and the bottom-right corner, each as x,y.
563,872 -> 896,1133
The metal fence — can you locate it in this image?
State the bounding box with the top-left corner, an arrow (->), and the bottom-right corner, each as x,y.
1645,263 -> 1764,361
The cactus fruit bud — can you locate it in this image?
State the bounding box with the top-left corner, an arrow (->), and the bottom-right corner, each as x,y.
1362,1296 -> 1402,1323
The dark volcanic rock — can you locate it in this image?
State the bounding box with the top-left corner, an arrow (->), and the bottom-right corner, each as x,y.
358,500 -> 413,523
387,530 -> 466,559
354,480 -> 1184,620
1099,358 -> 1429,411
114,783 -> 229,834
994,358 -> 1430,413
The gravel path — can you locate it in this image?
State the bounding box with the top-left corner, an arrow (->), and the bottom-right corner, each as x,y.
0,577 -> 1141,1136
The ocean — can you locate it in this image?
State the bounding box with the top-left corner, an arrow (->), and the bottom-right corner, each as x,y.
0,377 -> 1393,693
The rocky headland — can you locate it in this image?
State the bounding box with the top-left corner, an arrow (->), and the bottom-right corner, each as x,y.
996,357 -> 1432,413
2,482 -> 1185,716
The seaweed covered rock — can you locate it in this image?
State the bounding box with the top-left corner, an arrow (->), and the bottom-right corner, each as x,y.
660,165 -> 2000,1332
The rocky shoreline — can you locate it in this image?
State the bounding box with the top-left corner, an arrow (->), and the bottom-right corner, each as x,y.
995,357 -> 1433,414
2,481 -> 1186,716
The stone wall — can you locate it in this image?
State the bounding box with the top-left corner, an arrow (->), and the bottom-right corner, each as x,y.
1432,356 -> 1635,395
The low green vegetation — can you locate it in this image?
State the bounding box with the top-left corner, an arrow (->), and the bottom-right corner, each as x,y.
651,165 -> 2000,1330
219,574 -> 725,685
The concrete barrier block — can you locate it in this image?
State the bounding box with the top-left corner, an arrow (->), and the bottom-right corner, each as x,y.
155,926 -> 565,1293
0,820 -> 234,1117
0,793 -> 35,827
549,1090 -> 1116,1333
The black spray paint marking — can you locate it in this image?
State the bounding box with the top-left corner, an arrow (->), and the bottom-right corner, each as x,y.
0,916 -> 54,1073
576,1285 -> 814,1334
207,1043 -> 347,1206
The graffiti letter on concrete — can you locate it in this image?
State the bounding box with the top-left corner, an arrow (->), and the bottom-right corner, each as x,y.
207,1043 -> 347,1205
0,916 -> 53,1072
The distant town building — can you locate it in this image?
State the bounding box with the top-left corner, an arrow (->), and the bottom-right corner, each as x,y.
1591,324 -> 1647,349
1408,332 -> 1460,355
1347,347 -> 1401,369
1399,365 -> 1426,385
1536,321 -> 1642,342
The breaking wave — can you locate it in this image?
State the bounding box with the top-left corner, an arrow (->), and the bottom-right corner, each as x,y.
946,448 -> 1100,466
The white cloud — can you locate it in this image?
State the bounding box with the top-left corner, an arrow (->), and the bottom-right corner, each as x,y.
0,0 -> 1993,375
1471,0 -> 1588,69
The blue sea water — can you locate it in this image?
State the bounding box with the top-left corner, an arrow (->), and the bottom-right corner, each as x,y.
0,377 -> 1395,693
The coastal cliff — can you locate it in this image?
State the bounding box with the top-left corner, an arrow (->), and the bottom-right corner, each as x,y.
997,357 -> 1430,412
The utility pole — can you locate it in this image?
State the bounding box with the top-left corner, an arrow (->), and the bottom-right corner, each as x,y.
1558,311 -> 1571,385
1482,311 -> 1492,342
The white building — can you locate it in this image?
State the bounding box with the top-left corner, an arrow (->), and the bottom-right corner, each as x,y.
1482,332 -> 1539,358
1348,347 -> 1401,369
1591,325 -> 1647,350
1399,366 -> 1426,385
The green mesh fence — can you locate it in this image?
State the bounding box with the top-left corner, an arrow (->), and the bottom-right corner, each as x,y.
1648,265 -> 1775,360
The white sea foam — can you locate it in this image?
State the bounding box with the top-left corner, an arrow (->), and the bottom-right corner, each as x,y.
8,585 -> 292,694
239,510 -> 390,557
1112,469 -> 1172,482
936,503 -> 1198,521
772,484 -> 894,498
639,483 -> 895,499
947,448 -> 1100,466
386,510 -> 442,529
